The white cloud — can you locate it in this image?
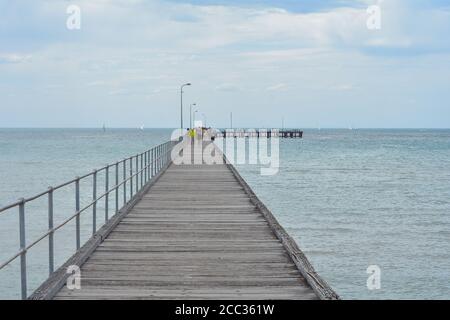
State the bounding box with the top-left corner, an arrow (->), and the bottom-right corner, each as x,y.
0,54 -> 32,64
331,84 -> 354,91
267,83 -> 288,91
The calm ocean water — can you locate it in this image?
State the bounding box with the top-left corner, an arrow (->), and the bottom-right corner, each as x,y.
1,128 -> 449,299
236,129 -> 450,300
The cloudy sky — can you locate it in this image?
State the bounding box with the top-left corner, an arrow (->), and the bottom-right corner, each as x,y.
1,0 -> 449,128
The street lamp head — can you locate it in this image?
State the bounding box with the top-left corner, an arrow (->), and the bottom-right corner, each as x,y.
181,83 -> 192,90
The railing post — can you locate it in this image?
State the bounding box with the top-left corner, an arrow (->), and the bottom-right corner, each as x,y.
148,150 -> 152,180
130,158 -> 133,197
161,144 -> 164,168
141,153 -> 144,188
105,165 -> 109,222
123,160 -> 127,204
144,151 -> 148,184
155,147 -> 158,175
19,199 -> 27,300
168,142 -> 171,164
164,143 -> 166,165
155,146 -> 159,173
167,143 -> 170,164
75,177 -> 80,250
115,162 -> 119,214
48,187 -> 54,275
161,145 -> 163,169
93,170 -> 97,235
164,143 -> 167,166
156,146 -> 159,172
165,143 -> 168,166
136,155 -> 139,192
158,145 -> 161,171
152,148 -> 155,177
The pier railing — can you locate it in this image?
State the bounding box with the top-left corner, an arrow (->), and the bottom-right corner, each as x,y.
0,140 -> 176,299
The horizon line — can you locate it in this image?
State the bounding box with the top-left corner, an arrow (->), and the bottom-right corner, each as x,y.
0,127 -> 450,130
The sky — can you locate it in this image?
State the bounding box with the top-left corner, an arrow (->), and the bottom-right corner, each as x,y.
0,0 -> 450,128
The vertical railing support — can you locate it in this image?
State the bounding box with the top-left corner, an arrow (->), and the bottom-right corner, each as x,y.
145,151 -> 148,183
148,150 -> 152,180
156,146 -> 159,172
136,155 -> 139,193
19,199 -> 27,300
161,145 -> 163,170
158,145 -> 161,171
161,145 -> 163,169
75,177 -> 80,250
130,158 -> 133,197
157,146 -> 160,171
105,165 -> 109,222
141,153 -> 144,189
155,147 -> 158,173
163,143 -> 166,166
152,148 -> 155,177
93,170 -> 97,235
168,142 -> 171,164
165,143 -> 168,165
48,187 -> 54,275
115,162 -> 119,214
123,160 -> 127,204
161,144 -> 164,168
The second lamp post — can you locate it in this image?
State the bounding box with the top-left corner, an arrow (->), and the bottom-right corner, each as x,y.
180,83 -> 191,130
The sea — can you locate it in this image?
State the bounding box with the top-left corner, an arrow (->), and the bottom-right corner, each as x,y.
0,128 -> 449,299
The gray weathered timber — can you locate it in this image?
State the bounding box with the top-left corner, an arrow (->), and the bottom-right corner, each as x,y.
31,142 -> 338,300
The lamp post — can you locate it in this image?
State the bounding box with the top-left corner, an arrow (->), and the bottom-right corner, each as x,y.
230,112 -> 233,129
190,103 -> 197,129
193,110 -> 199,127
180,83 -> 191,130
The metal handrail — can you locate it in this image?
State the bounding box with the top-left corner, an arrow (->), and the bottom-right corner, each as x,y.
0,140 -> 177,299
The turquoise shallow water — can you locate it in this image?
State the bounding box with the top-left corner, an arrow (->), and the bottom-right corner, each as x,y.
0,128 -> 449,299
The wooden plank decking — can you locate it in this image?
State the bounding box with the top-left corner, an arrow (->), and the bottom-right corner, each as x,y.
33,142 -> 338,300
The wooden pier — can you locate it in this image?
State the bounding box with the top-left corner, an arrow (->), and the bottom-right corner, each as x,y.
217,129 -> 303,138
28,142 -> 336,300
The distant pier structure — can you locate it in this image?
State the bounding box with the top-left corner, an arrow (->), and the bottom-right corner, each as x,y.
217,129 -> 303,138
